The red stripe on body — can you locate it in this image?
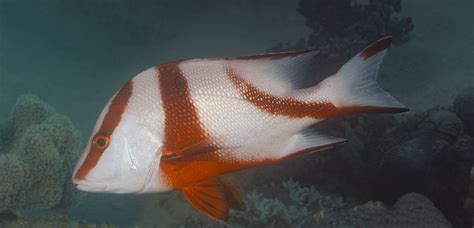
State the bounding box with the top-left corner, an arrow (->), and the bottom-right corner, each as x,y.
157,59 -> 407,188
74,80 -> 133,180
156,62 -> 277,188
156,62 -> 209,156
225,65 -> 407,119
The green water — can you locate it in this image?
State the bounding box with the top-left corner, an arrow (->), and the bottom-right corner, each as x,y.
0,0 -> 473,227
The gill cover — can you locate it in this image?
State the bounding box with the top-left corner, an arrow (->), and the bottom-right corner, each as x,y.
73,80 -> 161,193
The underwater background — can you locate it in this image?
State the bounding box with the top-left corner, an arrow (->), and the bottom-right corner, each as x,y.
0,0 -> 473,227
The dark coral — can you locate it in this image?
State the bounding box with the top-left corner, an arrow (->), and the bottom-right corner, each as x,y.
465,166 -> 474,225
364,107 -> 472,227
454,87 -> 474,136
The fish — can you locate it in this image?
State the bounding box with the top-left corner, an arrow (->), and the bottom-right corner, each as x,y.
72,36 -> 408,221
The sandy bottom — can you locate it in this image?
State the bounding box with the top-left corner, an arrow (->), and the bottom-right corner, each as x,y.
0,0 -> 472,226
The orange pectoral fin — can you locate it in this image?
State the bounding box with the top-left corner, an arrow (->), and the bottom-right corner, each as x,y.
181,178 -> 245,221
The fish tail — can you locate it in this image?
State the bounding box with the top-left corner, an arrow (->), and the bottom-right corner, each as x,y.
316,36 -> 409,116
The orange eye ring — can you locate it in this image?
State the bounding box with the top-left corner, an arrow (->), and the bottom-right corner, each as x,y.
93,133 -> 110,150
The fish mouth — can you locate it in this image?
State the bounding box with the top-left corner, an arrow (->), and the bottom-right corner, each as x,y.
74,180 -> 108,192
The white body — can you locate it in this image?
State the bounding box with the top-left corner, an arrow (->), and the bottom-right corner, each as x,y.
73,37 -> 406,196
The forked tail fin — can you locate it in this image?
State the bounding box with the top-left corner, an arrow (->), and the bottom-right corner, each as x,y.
317,36 -> 409,116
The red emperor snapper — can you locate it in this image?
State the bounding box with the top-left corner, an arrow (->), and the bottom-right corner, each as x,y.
73,37 -> 408,221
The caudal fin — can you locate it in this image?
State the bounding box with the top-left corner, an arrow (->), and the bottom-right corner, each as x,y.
318,36 -> 409,115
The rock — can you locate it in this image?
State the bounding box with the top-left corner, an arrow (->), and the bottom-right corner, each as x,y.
464,166 -> 474,225
391,193 -> 452,227
428,109 -> 464,137
454,87 -> 474,135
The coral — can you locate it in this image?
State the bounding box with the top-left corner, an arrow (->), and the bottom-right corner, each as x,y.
324,193 -> 452,227
182,180 -> 450,228
366,108 -> 463,187
364,107 -> 473,227
0,95 -> 82,211
454,87 -> 474,135
229,179 -> 346,228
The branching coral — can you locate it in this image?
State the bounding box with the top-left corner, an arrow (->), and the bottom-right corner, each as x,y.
228,179 -> 346,227
0,95 -> 82,211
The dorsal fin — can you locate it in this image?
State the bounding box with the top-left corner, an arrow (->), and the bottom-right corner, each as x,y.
225,49 -> 319,61
223,49 -> 320,91
181,178 -> 245,221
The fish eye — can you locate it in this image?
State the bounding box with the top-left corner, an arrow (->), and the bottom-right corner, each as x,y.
93,133 -> 110,150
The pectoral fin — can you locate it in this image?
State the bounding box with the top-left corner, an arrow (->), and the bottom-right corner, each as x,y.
181,178 -> 245,221
161,140 -> 236,163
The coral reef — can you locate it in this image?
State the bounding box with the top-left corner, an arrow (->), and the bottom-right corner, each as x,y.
0,95 -> 82,211
230,179 -> 345,227
269,0 -> 414,83
365,106 -> 473,227
182,179 -> 451,227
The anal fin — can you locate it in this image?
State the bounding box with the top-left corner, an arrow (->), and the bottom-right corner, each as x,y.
181,178 -> 245,221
